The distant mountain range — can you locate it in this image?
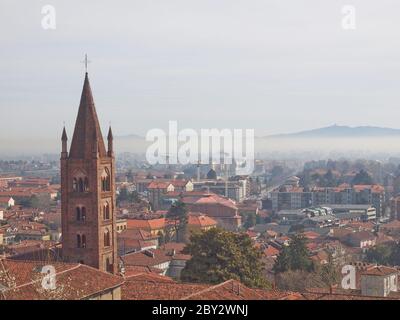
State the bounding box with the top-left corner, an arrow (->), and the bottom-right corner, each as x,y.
108,125 -> 400,155
266,125 -> 400,138
3,125 -> 400,157
115,125 -> 400,141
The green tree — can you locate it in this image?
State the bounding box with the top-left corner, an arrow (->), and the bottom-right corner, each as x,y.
319,254 -> 340,287
275,270 -> 325,292
366,243 -> 399,266
273,246 -> 291,273
321,169 -> 337,187
352,170 -> 374,185
117,188 -> 129,204
243,213 -> 256,229
167,200 -> 188,242
181,228 -> 270,288
273,233 -> 312,273
126,169 -> 134,182
18,195 -> 40,208
117,188 -> 140,206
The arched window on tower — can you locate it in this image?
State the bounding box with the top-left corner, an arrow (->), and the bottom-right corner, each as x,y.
76,206 -> 86,221
73,178 -> 78,192
104,229 -> 111,247
81,207 -> 86,221
103,202 -> 110,220
84,177 -> 89,191
105,257 -> 113,273
77,234 -> 81,248
76,207 -> 81,221
81,234 -> 87,248
78,178 -> 84,192
73,170 -> 88,193
101,168 -> 111,192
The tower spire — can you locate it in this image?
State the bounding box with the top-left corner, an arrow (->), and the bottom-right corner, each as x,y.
69,72 -> 107,159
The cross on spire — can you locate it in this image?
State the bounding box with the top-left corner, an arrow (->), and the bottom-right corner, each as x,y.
81,54 -> 91,73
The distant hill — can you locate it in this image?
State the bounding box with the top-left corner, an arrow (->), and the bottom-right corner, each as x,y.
3,125 -> 400,157
111,125 -> 400,154
267,125 -> 400,138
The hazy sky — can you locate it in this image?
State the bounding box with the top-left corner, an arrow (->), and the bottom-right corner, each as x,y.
1,0 -> 400,147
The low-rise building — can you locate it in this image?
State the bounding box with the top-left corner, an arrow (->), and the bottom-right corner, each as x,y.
0,197 -> 15,209
120,246 -> 190,279
361,266 -> 398,297
182,193 -> 242,231
344,231 -> 376,249
126,218 -> 167,237
116,218 -> 127,233
117,229 -> 159,256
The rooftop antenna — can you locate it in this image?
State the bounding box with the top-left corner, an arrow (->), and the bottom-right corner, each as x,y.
197,159 -> 201,182
225,163 -> 228,197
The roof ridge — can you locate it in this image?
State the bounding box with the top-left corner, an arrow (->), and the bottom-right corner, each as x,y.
180,279 -> 243,300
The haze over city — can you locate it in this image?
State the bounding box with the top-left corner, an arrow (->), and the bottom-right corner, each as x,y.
2,0 -> 400,155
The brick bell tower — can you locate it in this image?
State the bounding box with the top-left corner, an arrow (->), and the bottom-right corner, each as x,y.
61,72 -> 117,274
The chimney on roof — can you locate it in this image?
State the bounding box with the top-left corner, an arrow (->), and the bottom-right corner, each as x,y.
144,249 -> 155,258
230,281 -> 241,296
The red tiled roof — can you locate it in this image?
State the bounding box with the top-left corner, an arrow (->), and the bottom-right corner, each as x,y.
361,266 -> 398,276
148,181 -> 173,189
123,267 -> 167,278
182,193 -> 237,210
121,248 -> 173,268
182,279 -> 266,300
0,197 -> 13,204
264,246 -> 279,257
122,273 -> 208,300
122,275 -> 286,300
118,228 -> 157,241
353,184 -> 385,193
303,231 -> 321,240
126,218 -> 166,230
161,242 -> 186,252
0,259 -> 123,300
188,213 -> 217,227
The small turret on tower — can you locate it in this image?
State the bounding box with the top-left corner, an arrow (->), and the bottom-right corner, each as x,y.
107,126 -> 113,157
61,127 -> 68,158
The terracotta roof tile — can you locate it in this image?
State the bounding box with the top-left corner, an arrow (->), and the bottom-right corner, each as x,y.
0,259 -> 123,300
